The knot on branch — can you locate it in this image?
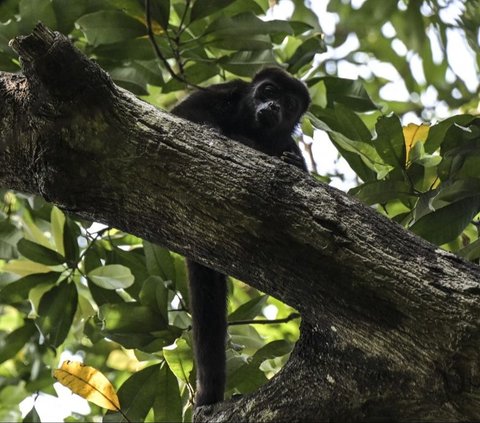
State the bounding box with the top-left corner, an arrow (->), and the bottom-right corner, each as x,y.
9,22 -> 115,104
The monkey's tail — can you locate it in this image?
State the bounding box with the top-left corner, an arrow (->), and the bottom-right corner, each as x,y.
187,259 -> 227,406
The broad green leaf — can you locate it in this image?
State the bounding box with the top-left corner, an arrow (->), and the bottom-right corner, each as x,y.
3,259 -> 52,276
88,264 -> 135,290
228,340 -> 292,393
163,338 -> 194,384
374,114 -> 406,169
17,239 -> 65,266
458,238 -> 480,261
76,10 -> 146,47
22,406 -> 41,423
228,294 -> 268,322
349,180 -> 413,205
148,0 -> 170,29
410,197 -> 480,245
103,364 -> 160,423
206,12 -> 292,38
100,303 -> 166,333
191,0 -> 236,22
139,275 -> 168,322
431,179 -> 480,209
424,115 -> 477,153
36,280 -> 78,347
0,321 -> 36,363
154,362 -> 182,423
21,211 -> 51,248
310,76 -> 377,112
50,207 -> 66,256
63,218 -> 80,264
143,241 -> 176,282
0,272 -> 60,304
0,219 -> 22,260
220,50 -> 277,76
288,36 -> 326,73
249,340 -> 293,365
87,279 -> 123,306
19,0 -> 57,33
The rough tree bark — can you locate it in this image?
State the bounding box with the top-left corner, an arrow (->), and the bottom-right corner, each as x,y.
0,24 -> 479,422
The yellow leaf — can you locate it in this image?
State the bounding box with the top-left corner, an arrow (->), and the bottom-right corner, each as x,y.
53,361 -> 120,411
403,123 -> 430,162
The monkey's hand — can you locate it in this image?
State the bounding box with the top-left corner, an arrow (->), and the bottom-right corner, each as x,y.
281,151 -> 306,170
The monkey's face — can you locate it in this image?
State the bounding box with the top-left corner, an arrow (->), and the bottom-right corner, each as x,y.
252,80 -> 303,134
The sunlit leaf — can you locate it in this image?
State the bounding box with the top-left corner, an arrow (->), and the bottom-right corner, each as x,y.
88,264 -> 135,290
50,206 -> 66,256
53,361 -> 120,411
403,123 -> 430,163
163,338 -> 193,384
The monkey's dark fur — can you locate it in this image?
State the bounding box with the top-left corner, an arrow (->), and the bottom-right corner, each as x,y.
171,67 -> 310,406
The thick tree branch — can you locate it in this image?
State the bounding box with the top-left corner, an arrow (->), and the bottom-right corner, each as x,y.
1,24 -> 479,421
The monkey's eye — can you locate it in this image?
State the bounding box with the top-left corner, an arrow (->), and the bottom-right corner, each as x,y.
262,84 -> 277,97
285,97 -> 298,113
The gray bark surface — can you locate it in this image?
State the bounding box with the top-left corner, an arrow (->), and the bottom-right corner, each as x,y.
0,24 -> 479,421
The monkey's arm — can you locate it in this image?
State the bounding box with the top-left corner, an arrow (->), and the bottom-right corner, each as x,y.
281,139 -> 308,172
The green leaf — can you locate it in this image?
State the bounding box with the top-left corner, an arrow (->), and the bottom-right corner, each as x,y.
154,362 -> 182,423
100,302 -> 166,333
228,340 -> 292,393
191,0 -> 236,22
143,241 -> 176,282
148,0 -> 170,29
0,219 -> 22,260
374,114 -> 406,168
63,218 -> 80,264
103,364 -> 160,423
17,239 -> 65,266
139,275 -> 169,322
228,294 -> 268,322
76,10 -> 146,47
458,238 -> 480,261
431,179 -> 480,209
410,197 -> 480,245
0,321 -> 36,364
163,338 -> 194,384
0,272 -> 60,304
22,405 -> 41,423
425,115 -> 477,154
36,280 -> 78,347
219,50 -> 277,76
50,207 -> 66,256
18,0 -> 57,34
88,264 -> 135,290
288,36 -> 326,74
206,12 -> 292,38
311,76 -> 377,112
349,180 -> 413,205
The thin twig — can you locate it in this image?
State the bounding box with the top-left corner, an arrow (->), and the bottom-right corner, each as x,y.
228,312 -> 301,327
145,0 -> 201,89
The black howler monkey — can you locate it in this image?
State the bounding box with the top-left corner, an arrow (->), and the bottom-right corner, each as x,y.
171,67 -> 310,406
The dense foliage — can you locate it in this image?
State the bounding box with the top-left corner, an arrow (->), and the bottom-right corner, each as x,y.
0,0 -> 478,421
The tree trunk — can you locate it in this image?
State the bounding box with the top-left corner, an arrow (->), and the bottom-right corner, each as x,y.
1,24 -> 479,422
